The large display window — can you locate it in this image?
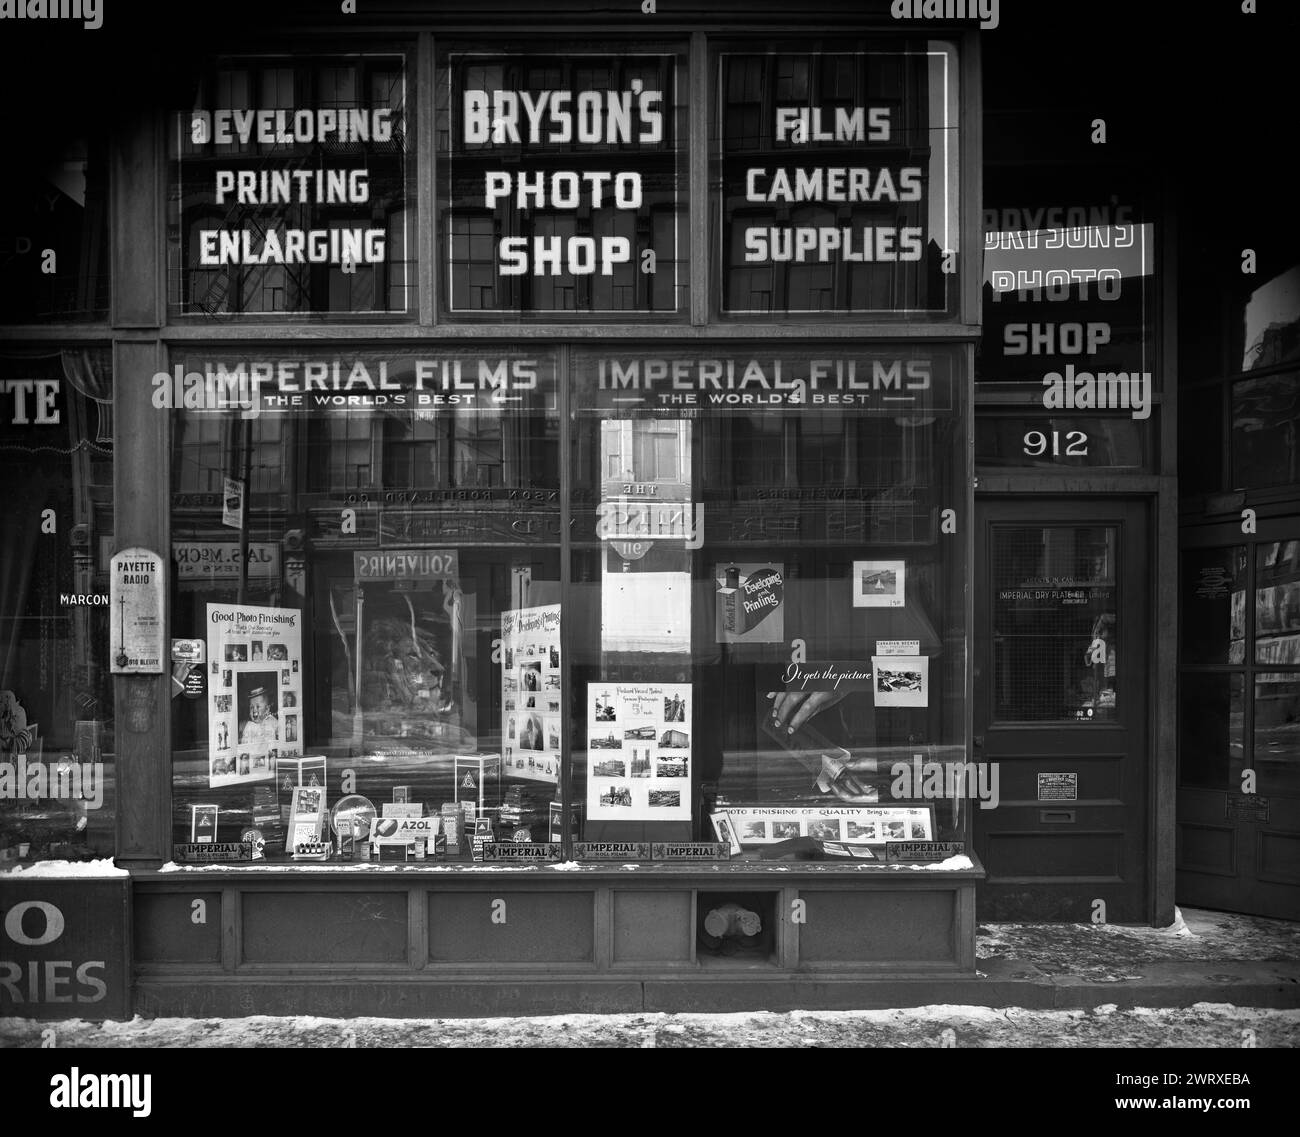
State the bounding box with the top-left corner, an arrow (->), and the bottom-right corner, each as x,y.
167,349 -> 560,862
570,345 -> 970,861
166,344 -> 970,866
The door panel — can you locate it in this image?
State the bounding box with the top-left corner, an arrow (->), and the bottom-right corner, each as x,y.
974,498 -> 1150,922
1177,521 -> 1300,919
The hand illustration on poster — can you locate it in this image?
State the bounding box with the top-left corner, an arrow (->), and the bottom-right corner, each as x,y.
501,605 -> 561,783
586,682 -> 691,821
207,604 -> 303,788
715,563 -> 785,644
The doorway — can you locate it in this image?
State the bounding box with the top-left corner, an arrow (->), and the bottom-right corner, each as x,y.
974,498 -> 1151,922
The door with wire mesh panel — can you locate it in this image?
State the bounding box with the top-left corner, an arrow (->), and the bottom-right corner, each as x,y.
974,499 -> 1150,922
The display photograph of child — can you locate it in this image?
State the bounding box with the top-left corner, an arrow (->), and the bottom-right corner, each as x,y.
225,643 -> 248,662
251,640 -> 264,660
237,673 -> 279,747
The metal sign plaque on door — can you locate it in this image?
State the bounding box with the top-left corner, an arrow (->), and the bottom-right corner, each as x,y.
1224,794 -> 1269,823
1037,772 -> 1078,801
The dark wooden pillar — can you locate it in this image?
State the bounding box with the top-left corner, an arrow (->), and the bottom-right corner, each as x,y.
111,110 -> 170,864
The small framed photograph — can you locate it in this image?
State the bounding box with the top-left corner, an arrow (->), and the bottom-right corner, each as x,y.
709,811 -> 743,857
872,655 -> 929,707
853,559 -> 905,608
191,804 -> 219,843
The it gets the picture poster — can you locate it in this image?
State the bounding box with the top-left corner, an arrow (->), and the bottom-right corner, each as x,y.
501,604 -> 561,783
206,604 -> 303,788
587,683 -> 691,821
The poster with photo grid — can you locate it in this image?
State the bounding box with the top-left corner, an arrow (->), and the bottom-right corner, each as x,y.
587,682 -> 691,821
501,604 -> 561,784
206,604 -> 303,789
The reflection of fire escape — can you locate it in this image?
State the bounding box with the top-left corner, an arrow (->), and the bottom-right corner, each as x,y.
195,150 -> 313,315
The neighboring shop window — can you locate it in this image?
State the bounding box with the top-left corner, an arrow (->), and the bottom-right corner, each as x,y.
166,349 -> 560,864
436,44 -> 687,318
170,53 -> 413,318
568,345 -> 970,877
0,350 -> 115,864
713,40 -> 959,317
1177,180 -> 1299,498
1232,370 -> 1299,490
1179,540 -> 1300,798
0,135 -> 110,323
990,526 -> 1118,722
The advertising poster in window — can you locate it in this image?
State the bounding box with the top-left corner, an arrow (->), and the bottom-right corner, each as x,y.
352,551 -> 467,749
206,604 -> 303,788
502,604 -> 561,783
587,683 -> 691,820
439,51 -> 682,315
717,47 -> 958,315
715,562 -> 785,643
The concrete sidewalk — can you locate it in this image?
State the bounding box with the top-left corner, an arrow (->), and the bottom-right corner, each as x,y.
965,907 -> 1300,1010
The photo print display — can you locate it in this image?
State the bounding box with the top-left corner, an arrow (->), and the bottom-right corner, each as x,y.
725,805 -> 934,846
872,655 -> 929,708
853,560 -> 905,608
501,605 -> 561,783
206,604 -> 303,788
586,682 -> 691,820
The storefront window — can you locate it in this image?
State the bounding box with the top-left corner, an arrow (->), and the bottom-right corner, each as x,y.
167,349 -> 559,862
991,526 -> 1118,722
436,45 -> 688,318
0,349 -> 115,864
1254,672 -> 1300,798
570,345 -> 969,858
1255,540 -> 1300,665
170,52 -> 413,318
1179,673 -> 1245,791
1232,371 -> 1300,490
714,40 -> 959,317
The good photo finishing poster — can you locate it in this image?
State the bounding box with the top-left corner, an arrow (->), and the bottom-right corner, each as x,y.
206,604 -> 303,788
